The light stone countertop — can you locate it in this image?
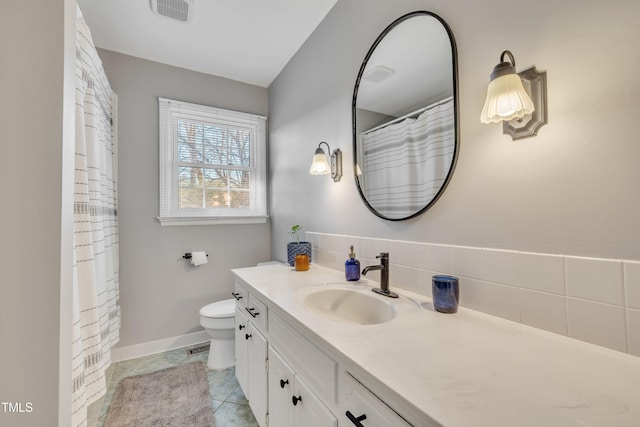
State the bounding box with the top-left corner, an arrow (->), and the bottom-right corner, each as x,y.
232,263 -> 640,427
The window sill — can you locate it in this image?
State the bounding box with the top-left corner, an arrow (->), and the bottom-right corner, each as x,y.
157,216 -> 268,226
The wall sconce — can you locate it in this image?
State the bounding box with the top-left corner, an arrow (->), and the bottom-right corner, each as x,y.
480,50 -> 547,139
309,141 -> 342,182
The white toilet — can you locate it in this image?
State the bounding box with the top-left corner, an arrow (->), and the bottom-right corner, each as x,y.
199,298 -> 236,370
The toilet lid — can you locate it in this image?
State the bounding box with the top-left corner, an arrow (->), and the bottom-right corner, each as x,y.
199,299 -> 236,318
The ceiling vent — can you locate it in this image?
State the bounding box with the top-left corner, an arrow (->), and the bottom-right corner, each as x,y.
150,0 -> 194,24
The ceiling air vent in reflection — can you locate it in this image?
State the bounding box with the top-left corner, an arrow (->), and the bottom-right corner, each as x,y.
150,0 -> 194,24
363,65 -> 395,83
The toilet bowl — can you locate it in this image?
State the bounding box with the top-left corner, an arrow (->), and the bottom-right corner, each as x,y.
199,298 -> 236,370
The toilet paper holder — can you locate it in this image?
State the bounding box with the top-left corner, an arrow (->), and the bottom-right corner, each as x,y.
183,252 -> 208,260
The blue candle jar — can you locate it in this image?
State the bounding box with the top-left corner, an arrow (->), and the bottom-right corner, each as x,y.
432,275 -> 459,313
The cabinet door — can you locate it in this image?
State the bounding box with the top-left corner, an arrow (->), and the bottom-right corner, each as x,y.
340,372 -> 411,427
293,376 -> 337,427
235,307 -> 249,396
268,346 -> 295,427
248,324 -> 268,427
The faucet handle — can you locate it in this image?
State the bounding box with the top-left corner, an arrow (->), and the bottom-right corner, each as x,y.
376,252 -> 389,259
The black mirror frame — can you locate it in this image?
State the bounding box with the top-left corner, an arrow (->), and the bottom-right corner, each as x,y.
352,11 -> 459,221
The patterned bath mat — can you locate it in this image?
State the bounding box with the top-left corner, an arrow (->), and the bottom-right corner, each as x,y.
104,361 -> 215,426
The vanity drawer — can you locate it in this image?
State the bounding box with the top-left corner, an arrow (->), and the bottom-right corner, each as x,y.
339,372 -> 411,427
233,280 -> 249,308
246,294 -> 268,334
269,312 -> 337,404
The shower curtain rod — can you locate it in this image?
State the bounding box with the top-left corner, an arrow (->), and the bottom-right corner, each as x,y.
361,96 -> 453,135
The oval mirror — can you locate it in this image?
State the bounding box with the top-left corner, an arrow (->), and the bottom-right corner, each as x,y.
353,11 -> 458,221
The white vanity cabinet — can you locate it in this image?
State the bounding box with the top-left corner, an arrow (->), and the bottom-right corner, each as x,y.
234,307 -> 249,395
233,280 -> 268,427
268,310 -> 339,427
269,346 -> 337,427
339,371 -> 412,427
267,346 -> 294,427
234,275 -> 416,427
247,324 -> 267,427
294,371 -> 338,427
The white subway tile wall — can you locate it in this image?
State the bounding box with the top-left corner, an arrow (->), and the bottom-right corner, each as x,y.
482,249 -> 520,286
521,289 -> 568,335
451,246 -> 483,279
483,282 -> 521,322
565,256 -> 624,305
627,309 -> 640,356
307,231 -> 639,357
518,252 -> 565,295
458,277 -> 483,311
624,261 -> 640,309
567,298 -> 627,352
424,243 -> 452,272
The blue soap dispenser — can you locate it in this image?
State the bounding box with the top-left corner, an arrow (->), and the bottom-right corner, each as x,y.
345,245 -> 360,281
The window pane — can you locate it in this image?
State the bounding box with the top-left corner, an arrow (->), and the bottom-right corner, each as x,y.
178,167 -> 193,186
178,121 -> 203,163
205,189 -> 229,208
203,189 -> 250,209
204,168 -> 227,189
179,187 -> 203,208
230,190 -> 250,209
228,129 -> 251,167
190,125 -> 254,168
229,170 -> 250,189
179,166 -> 203,186
203,125 -> 226,165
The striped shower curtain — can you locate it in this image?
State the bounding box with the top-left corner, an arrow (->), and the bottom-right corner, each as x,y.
71,7 -> 120,427
360,98 -> 455,217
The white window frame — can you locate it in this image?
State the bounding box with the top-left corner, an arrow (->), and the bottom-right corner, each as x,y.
157,97 -> 268,226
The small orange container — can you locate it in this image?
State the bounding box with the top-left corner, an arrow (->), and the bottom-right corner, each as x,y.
294,254 -> 309,271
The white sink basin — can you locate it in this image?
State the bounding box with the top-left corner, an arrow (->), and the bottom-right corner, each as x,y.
304,287 -> 395,325
302,283 -> 418,325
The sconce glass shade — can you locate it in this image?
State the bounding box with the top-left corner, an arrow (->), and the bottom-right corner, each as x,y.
309,142 -> 343,181
480,50 -> 535,124
309,147 -> 331,175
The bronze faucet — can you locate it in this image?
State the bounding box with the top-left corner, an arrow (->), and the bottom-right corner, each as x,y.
362,252 -> 398,298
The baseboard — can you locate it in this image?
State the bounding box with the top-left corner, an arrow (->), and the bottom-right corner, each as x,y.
110,330 -> 210,363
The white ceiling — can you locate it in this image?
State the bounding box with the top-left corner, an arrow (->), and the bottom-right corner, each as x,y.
77,0 -> 337,88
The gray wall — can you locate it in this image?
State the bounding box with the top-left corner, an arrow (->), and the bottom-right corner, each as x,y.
269,0 -> 640,262
0,0 -> 76,425
98,50 -> 271,348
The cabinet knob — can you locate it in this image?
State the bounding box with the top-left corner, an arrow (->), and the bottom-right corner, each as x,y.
280,379 -> 289,389
345,411 -> 367,426
245,333 -> 252,340
238,324 -> 245,330
231,292 -> 243,300
291,395 -> 302,406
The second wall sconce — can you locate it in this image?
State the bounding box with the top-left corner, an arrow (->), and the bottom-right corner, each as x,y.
480,50 -> 547,139
309,141 -> 342,182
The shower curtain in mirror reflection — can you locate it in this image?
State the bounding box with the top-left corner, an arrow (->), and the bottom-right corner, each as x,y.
360,98 -> 454,217
72,7 -> 120,427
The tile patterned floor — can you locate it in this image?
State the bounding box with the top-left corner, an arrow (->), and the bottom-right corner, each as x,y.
88,345 -> 259,427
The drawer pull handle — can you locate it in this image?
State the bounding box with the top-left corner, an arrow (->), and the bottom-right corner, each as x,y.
346,411 -> 367,426
238,324 -> 245,331
231,292 -> 243,301
280,379 -> 289,389
292,395 -> 302,406
245,333 -> 252,340
246,307 -> 259,318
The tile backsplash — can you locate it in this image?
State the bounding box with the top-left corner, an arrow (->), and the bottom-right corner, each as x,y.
306,231 -> 640,358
